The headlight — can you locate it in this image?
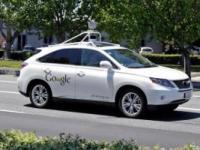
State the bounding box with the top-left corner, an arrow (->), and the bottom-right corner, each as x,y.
150,77 -> 175,88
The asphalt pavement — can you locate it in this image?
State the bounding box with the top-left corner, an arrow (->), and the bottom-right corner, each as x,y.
0,75 -> 200,148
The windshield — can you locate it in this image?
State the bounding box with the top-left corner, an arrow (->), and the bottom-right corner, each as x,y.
105,49 -> 156,68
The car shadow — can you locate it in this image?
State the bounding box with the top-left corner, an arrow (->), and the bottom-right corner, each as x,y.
143,110 -> 200,121
24,99 -> 200,121
25,99 -> 120,117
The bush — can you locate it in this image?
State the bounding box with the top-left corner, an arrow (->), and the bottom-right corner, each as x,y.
0,130 -> 199,150
10,51 -> 34,60
143,54 -> 200,65
0,130 -> 139,150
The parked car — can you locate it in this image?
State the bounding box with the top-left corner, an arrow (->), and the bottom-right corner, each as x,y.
23,45 -> 36,52
17,31 -> 192,118
192,46 -> 200,54
139,47 -> 154,54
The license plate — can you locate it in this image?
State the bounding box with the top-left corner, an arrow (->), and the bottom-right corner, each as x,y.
183,92 -> 191,99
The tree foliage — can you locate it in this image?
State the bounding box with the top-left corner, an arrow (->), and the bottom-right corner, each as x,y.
95,0 -> 200,76
95,0 -> 200,48
27,0 -> 94,42
142,0 -> 200,48
94,0 -> 149,47
0,0 -> 33,58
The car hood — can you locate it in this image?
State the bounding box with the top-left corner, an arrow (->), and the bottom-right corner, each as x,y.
125,66 -> 188,80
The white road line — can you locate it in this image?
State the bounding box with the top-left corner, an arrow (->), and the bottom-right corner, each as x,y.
0,80 -> 17,84
178,107 -> 200,112
193,95 -> 200,98
0,91 -> 19,95
0,109 -> 25,114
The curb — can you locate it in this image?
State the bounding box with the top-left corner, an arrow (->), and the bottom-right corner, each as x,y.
0,68 -> 20,76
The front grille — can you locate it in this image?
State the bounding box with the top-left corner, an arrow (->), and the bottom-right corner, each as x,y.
173,79 -> 190,89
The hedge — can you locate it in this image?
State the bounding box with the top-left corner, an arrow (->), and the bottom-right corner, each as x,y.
143,54 -> 200,65
0,130 -> 199,150
10,51 -> 34,60
1,52 -> 200,66
0,50 -> 34,60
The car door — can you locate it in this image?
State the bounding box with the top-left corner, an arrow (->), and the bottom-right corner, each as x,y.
38,49 -> 81,99
75,49 -> 116,102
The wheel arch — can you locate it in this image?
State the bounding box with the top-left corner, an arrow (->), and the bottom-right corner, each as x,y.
26,79 -> 52,97
115,85 -> 147,104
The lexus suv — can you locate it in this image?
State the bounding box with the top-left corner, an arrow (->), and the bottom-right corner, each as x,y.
17,31 -> 192,118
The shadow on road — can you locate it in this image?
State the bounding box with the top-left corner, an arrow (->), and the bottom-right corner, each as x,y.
144,110 -> 200,121
25,99 -> 120,117
25,99 -> 200,121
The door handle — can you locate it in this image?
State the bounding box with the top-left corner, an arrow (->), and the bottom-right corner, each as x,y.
77,71 -> 85,77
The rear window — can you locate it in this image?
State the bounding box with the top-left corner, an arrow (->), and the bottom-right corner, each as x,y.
38,49 -> 81,65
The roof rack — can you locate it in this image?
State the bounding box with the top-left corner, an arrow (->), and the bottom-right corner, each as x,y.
59,30 -> 120,47
62,30 -> 101,44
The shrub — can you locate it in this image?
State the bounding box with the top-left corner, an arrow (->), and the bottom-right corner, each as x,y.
0,130 -> 199,150
0,130 -> 139,150
142,54 -> 200,65
10,51 -> 34,60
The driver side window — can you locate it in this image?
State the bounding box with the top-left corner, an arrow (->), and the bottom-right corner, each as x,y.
81,49 -> 110,67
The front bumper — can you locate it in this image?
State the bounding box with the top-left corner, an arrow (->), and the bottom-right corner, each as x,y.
146,88 -> 192,105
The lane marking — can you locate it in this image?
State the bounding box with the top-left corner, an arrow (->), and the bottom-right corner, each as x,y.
179,107 -> 200,112
193,95 -> 200,98
0,91 -> 19,95
0,109 -> 25,114
0,80 -> 17,84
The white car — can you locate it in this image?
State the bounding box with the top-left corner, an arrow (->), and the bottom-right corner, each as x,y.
17,31 -> 192,118
139,47 -> 154,54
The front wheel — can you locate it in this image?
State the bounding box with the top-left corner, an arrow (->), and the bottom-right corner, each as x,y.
117,89 -> 147,118
29,83 -> 51,108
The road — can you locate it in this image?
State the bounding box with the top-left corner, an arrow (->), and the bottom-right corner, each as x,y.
0,75 -> 200,148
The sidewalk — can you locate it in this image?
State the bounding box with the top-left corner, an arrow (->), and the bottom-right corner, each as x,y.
0,67 -> 200,89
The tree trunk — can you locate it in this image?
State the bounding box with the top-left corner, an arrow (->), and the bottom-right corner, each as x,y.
3,28 -> 11,59
4,42 -> 11,59
182,49 -> 191,78
56,32 -> 66,43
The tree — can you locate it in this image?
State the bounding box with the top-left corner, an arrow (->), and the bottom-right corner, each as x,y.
0,0 -> 33,59
94,0 -> 149,48
95,0 -> 200,77
142,0 -> 200,78
27,0 -> 94,43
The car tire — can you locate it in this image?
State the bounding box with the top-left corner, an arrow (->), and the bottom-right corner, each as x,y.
29,82 -> 52,108
117,89 -> 147,118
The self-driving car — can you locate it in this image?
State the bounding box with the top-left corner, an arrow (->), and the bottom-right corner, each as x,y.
17,31 -> 192,118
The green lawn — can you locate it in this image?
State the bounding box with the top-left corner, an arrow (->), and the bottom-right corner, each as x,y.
0,60 -> 22,69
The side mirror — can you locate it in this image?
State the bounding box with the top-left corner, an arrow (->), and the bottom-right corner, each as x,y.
100,61 -> 113,69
